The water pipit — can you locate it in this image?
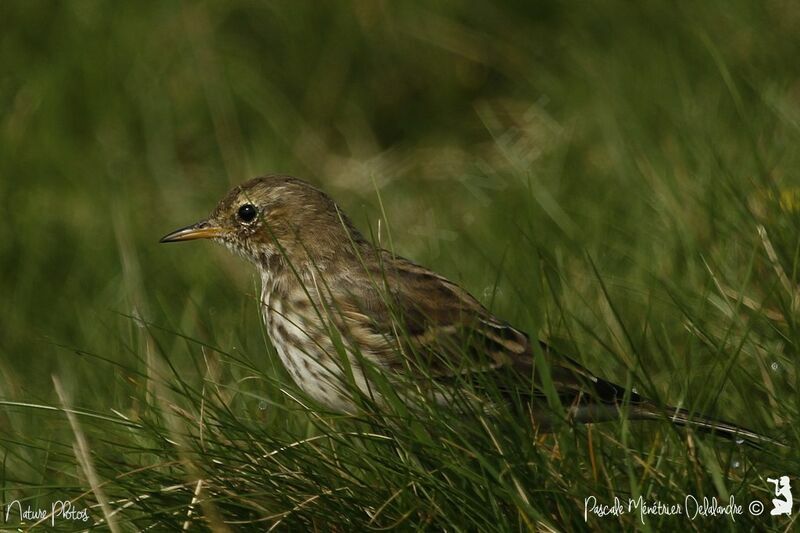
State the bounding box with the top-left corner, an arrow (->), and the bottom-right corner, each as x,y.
161,175 -> 778,446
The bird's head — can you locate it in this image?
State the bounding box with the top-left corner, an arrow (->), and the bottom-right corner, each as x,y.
160,175 -> 365,267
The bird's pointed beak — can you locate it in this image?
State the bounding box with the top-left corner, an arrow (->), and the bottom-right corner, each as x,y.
159,220 -> 225,243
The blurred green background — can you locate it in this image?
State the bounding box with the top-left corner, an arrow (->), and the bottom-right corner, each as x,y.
1,0 -> 799,529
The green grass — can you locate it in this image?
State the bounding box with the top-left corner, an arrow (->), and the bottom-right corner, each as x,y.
1,1 -> 799,530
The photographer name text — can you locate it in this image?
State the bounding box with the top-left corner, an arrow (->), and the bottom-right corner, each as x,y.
584,495 -> 765,523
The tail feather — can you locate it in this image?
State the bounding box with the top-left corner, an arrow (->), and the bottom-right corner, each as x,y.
630,403 -> 786,449
556,399 -> 785,449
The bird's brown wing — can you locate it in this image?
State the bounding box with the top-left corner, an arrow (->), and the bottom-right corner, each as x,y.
332,253 -> 632,408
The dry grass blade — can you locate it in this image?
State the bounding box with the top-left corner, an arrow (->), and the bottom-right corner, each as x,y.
52,375 -> 121,533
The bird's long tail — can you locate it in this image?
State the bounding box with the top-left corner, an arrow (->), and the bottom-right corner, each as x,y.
629,403 -> 785,449
567,400 -> 785,449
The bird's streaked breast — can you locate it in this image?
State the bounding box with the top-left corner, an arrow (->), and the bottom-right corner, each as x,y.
259,268 -> 367,411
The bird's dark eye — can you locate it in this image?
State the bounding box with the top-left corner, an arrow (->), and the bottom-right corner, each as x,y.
237,203 -> 257,223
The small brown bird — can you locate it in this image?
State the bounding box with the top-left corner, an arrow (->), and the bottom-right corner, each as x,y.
161,175 -> 776,445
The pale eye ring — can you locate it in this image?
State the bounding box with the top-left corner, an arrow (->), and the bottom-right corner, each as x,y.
237,203 -> 257,223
